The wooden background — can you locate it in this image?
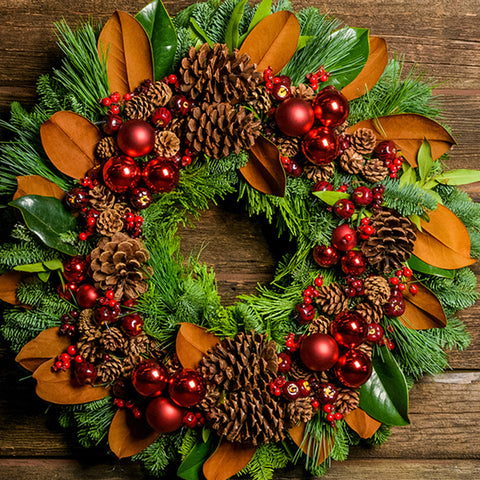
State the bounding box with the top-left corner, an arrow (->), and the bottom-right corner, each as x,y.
0,0 -> 479,478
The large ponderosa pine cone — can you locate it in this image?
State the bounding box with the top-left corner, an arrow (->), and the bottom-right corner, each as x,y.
90,232 -> 153,301
361,158 -> 389,183
315,283 -> 349,315
350,128 -> 376,154
125,81 -> 172,121
361,209 -> 417,272
186,102 -> 261,159
179,43 -> 261,104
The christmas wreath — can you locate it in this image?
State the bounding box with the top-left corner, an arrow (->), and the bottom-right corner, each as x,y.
1,0 -> 479,478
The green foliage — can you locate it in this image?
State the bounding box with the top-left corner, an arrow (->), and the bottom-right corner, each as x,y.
367,423 -> 392,446
179,429 -> 199,460
330,421 -> 350,461
240,443 -> 291,480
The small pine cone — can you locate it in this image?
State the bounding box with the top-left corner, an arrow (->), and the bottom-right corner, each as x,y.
339,147 -> 365,174
276,136 -> 300,158
126,332 -> 151,358
96,208 -> 124,237
333,386 -> 360,415
124,95 -> 155,121
246,85 -> 272,114
165,354 -> 182,377
145,81 -> 172,108
334,120 -> 349,136
355,302 -> 384,324
168,117 -> 185,139
361,158 -> 389,183
289,357 -> 313,381
364,276 -> 391,306
77,341 -> 99,363
97,356 -> 123,383
100,327 -> 125,351
285,397 -> 314,427
88,184 -> 116,211
315,283 -> 349,315
154,130 -> 180,158
357,342 -> 373,359
304,163 -> 334,183
291,83 -> 316,101
96,137 -> 120,161
121,354 -> 137,376
351,128 -> 376,155
77,309 -> 100,338
308,315 -> 331,334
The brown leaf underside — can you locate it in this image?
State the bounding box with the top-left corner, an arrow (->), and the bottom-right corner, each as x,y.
288,423 -> 335,466
344,408 -> 381,439
0,271 -> 26,305
14,175 -> 65,201
176,323 -> 221,369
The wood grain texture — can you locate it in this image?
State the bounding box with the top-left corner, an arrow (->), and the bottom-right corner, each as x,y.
0,0 -> 479,479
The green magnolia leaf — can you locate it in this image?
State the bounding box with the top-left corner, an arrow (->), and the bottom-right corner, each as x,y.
243,0 -> 272,38
177,435 -> 214,480
38,271 -> 51,282
407,255 -> 455,278
190,19 -> 214,47
313,190 -> 350,206
9,195 -> 79,256
359,347 -> 410,426
43,259 -> 64,271
225,0 -> 248,51
418,139 -> 434,183
136,0 -> 177,80
323,27 -> 369,90
399,163 -> 417,187
435,169 -> 480,186
14,262 -> 47,273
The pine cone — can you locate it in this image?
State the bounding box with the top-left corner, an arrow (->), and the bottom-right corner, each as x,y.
77,341 -> 99,363
339,147 -> 365,174
308,315 -> 331,334
90,232 -> 153,301
168,117 -> 186,139
100,327 -> 125,351
355,302 -> 383,324
361,158 -> 389,183
88,184 -> 116,211
333,385 -> 359,415
351,128 -> 376,155
364,276 -> 390,306
304,163 -> 334,183
125,81 -> 172,120
145,81 -> 172,107
315,283 -> 349,315
285,397 -> 314,427
77,309 -> 100,338
96,208 -> 124,237
276,136 -> 300,158
334,120 -> 349,136
126,332 -> 151,358
96,137 -> 120,161
361,210 -> 416,272
291,83 -> 316,101
246,85 -> 272,114
97,356 -> 123,383
186,102 -> 261,159
357,342 -> 373,359
179,44 -> 261,104
288,358 -> 313,381
154,130 -> 180,158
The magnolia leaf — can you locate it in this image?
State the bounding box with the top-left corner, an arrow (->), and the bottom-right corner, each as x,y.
136,0 -> 177,81
418,139 -> 434,182
348,114 -> 456,167
407,255 -> 454,278
14,175 -> 65,201
344,408 -> 381,439
313,190 -> 350,206
341,36 -> 388,100
176,323 -> 221,369
9,195 -> 79,256
435,169 -> 480,185
15,327 -> 71,372
203,440 -> 256,480
239,11 -> 300,75
98,11 -> 154,96
40,111 -> 101,180
43,259 -> 64,271
225,0 -> 248,51
177,434 -> 214,480
243,0 -> 272,38
108,408 -> 159,459
359,348 -> 410,426
0,271 -> 26,305
288,423 -> 335,465
413,204 -> 475,269
399,163 -> 417,187
32,359 -> 110,404
240,136 -> 286,197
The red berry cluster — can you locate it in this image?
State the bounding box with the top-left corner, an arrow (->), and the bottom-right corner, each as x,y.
183,411 -> 206,428
305,66 -> 330,90
59,310 -> 80,336
344,276 -> 365,298
51,345 -> 83,372
95,289 -> 121,325
371,183 -> 385,210
285,332 -> 301,352
280,154 -> 303,177
322,403 -> 344,426
122,211 -> 144,238
295,275 -> 324,323
357,217 -> 375,240
375,141 -> 404,179
113,397 -> 142,419
263,67 -> 293,101
162,73 -> 180,90
100,91 -> 122,114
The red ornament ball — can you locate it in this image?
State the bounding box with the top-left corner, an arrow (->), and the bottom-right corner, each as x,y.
168,369 -> 206,408
142,158 -> 180,193
331,224 -> 357,251
296,302 -> 316,324
302,127 -> 339,165
121,313 -> 144,336
75,284 -> 99,309
146,396 -> 185,433
63,256 -> 87,283
313,245 -> 339,268
340,250 -> 368,276
312,87 -> 349,127
330,311 -> 368,348
275,98 -> 314,137
117,119 -> 155,157
334,350 -> 372,388
103,156 -> 141,193
132,359 -> 169,397
300,333 -> 339,371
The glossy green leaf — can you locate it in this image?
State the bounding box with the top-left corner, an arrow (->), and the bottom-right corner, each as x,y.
9,195 -> 79,256
297,35 -> 314,51
407,255 -> 455,278
190,19 -> 214,47
14,262 -> 46,273
38,271 -> 51,282
435,169 -> 480,185
43,259 -> 64,271
418,139 -> 433,182
399,163 -> 417,186
136,0 -> 177,80
177,434 -> 214,480
313,190 -> 350,206
359,347 -> 410,426
225,0 -> 248,51
244,0 -> 272,38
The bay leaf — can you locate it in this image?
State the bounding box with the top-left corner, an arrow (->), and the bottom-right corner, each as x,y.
344,408 -> 381,439
0,271 -> 25,305
98,11 -> 154,96
40,111 -> 101,180
288,423 -> 335,465
108,408 -> 159,459
14,175 -> 65,201
239,11 -> 300,75
203,440 -> 256,480
435,168 -> 480,186
240,136 -> 286,197
176,323 -> 221,369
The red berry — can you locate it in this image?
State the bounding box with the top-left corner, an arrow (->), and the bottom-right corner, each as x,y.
334,412 -> 343,420
323,404 -> 334,413
387,340 -> 395,350
110,92 -> 121,103
403,267 -> 413,278
366,323 -> 384,342
75,355 -> 83,364
398,283 -> 406,291
123,93 -> 133,101
409,284 -> 419,295
102,97 -> 112,107
326,413 -> 335,422
110,105 -> 120,115
314,276 -> 324,287
168,74 -> 178,84
390,276 -> 399,286
79,232 -> 88,241
67,345 -> 77,355
311,399 -> 320,408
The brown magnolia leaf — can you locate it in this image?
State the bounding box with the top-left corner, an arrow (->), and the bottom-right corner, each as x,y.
288,423 -> 335,465
32,359 -> 110,404
98,10 -> 154,96
108,408 -> 159,459
348,114 -> 455,167
14,175 -> 65,201
15,327 -> 71,372
40,111 -> 102,180
239,11 -> 300,76
240,136 -> 286,197
341,36 -> 388,100
0,271 -> 25,305
344,408 -> 381,439
176,323 -> 221,369
413,204 -> 475,269
400,279 -> 447,330
203,440 -> 256,480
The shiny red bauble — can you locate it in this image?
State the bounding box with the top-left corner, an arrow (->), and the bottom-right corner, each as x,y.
168,369 -> 206,407
63,256 -> 87,283
300,333 -> 339,371
334,350 -> 372,388
352,186 -> 373,206
75,284 -> 99,309
333,199 -> 355,219
275,98 -> 315,137
375,140 -> 397,162
146,396 -> 186,433
117,119 -> 155,157
313,245 -> 339,267
103,114 -> 123,135
340,250 -> 368,276
330,311 -> 368,348
121,313 -> 144,336
331,224 -> 357,251
312,87 -> 349,128
302,127 -> 339,165
132,359 -> 169,397
142,158 -> 180,193
282,380 -> 301,401
103,156 -> 141,193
